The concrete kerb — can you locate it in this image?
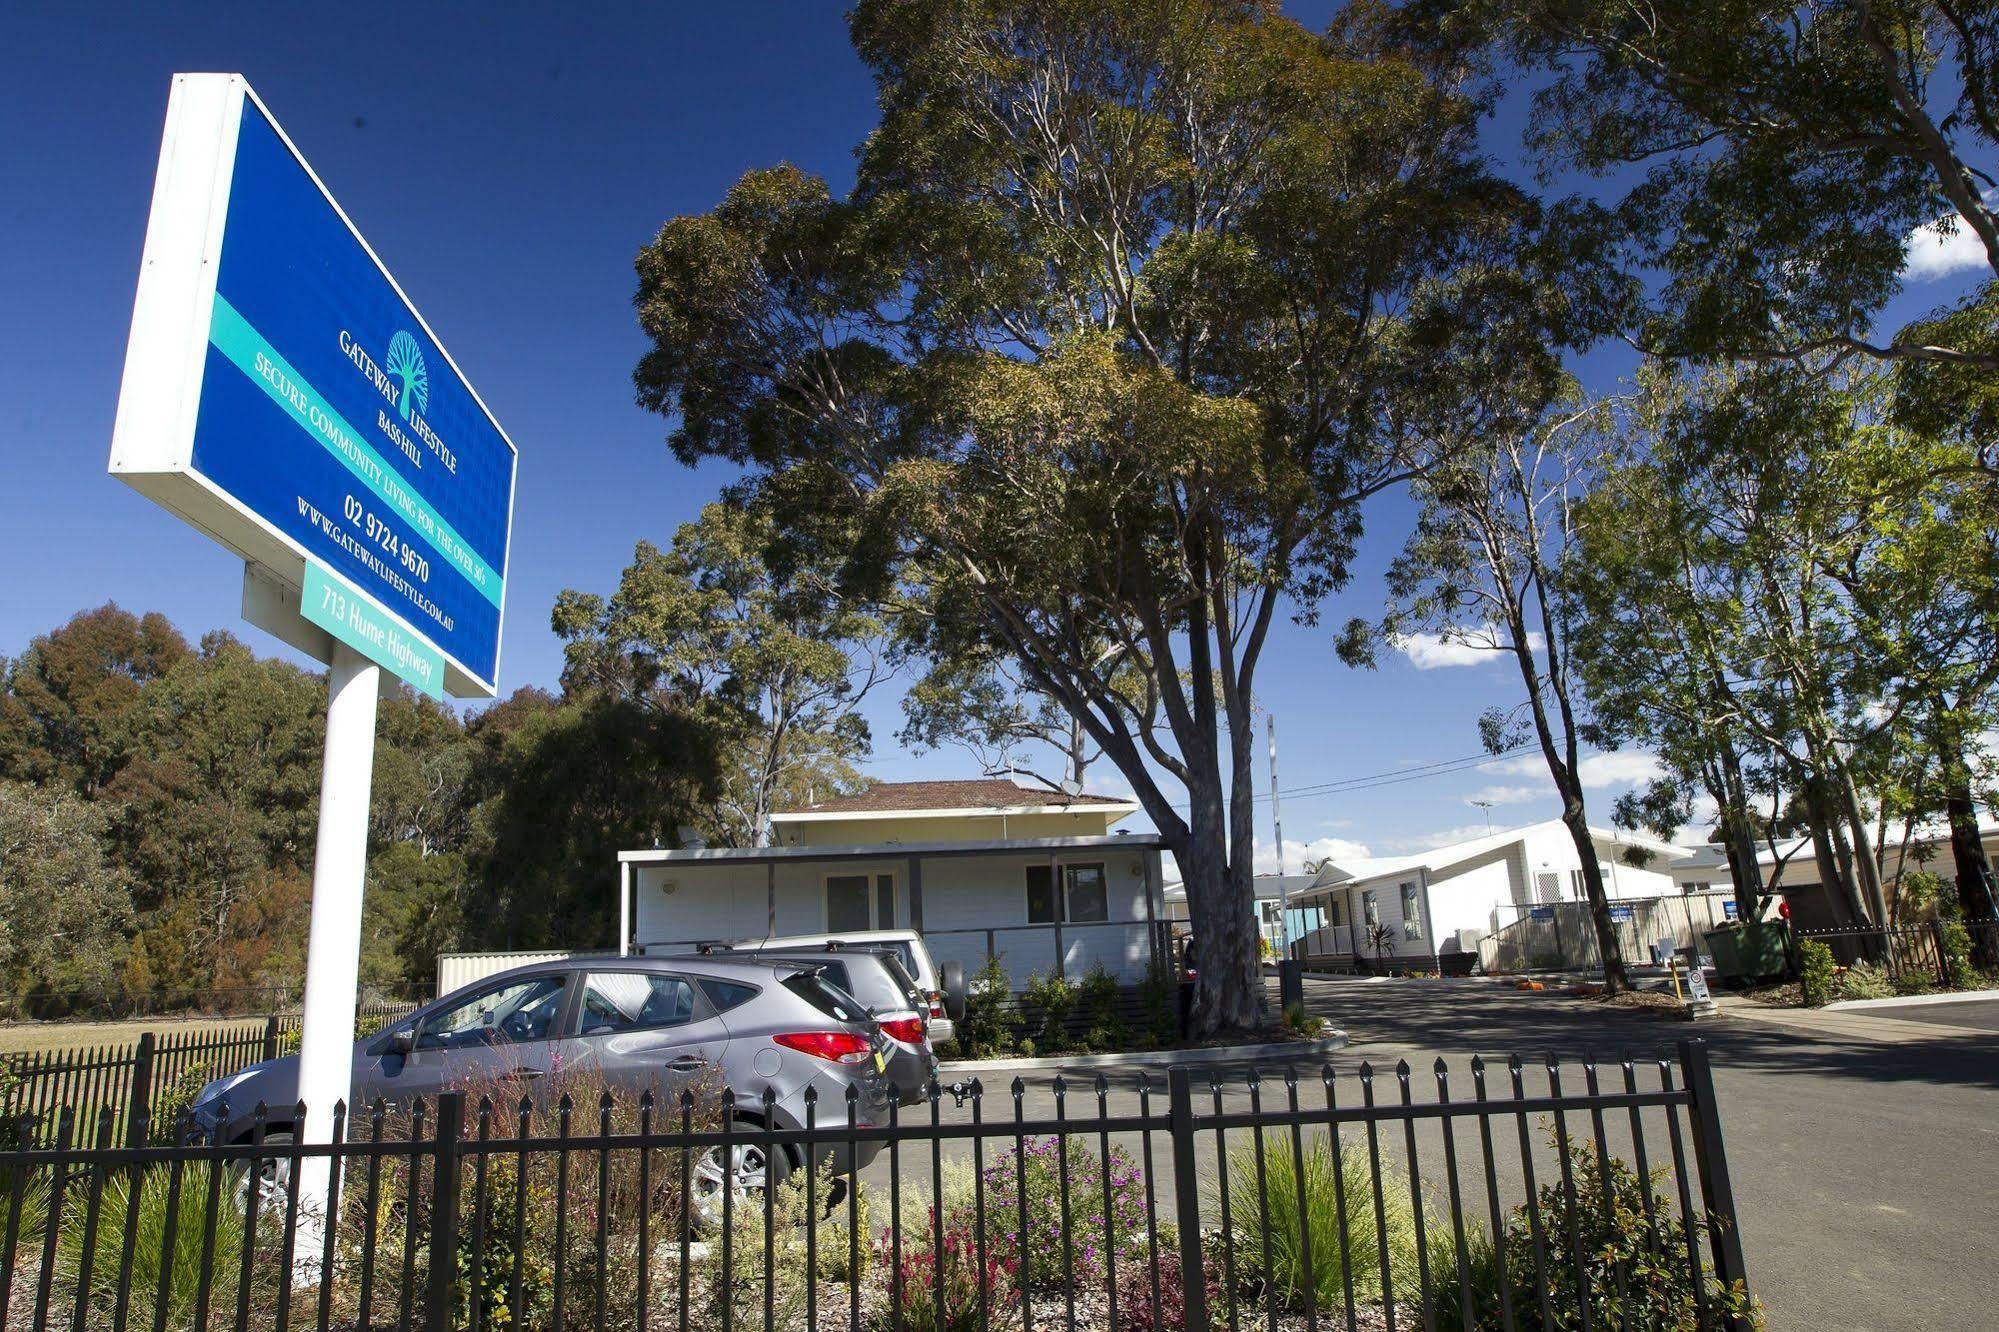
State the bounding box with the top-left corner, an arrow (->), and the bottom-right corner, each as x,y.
1824,987 -> 1999,1012
939,1030 -> 1350,1075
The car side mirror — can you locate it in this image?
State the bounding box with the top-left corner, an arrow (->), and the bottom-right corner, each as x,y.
388,1027 -> 415,1056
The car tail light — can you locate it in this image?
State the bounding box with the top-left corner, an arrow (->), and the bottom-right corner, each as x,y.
773,1031 -> 872,1064
879,1016 -> 926,1045
927,992 -> 944,1019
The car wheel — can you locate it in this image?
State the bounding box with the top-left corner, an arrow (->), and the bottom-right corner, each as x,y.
233,1130 -> 295,1210
689,1117 -> 792,1233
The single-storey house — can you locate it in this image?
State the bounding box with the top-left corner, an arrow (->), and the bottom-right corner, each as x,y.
616,778 -> 1169,990
1161,873 -> 1321,957
1291,819 -> 1696,967
1667,821 -> 1999,930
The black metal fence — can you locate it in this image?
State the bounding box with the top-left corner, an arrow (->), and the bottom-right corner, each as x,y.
1794,919 -> 1999,984
1,1005 -> 424,1147
1,1039 -> 1755,1332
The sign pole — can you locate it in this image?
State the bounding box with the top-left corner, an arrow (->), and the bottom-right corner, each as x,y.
295,641 -> 380,1232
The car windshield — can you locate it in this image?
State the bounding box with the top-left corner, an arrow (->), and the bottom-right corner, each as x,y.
780,970 -> 869,1025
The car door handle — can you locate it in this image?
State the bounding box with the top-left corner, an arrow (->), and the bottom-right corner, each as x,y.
666,1056 -> 706,1071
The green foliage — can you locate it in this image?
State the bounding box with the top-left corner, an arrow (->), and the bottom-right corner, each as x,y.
0,779 -> 130,1013
1019,972 -> 1077,1055
151,1061 -> 215,1141
552,500 -> 887,849
1891,970 -> 1936,998
1836,962 -> 1894,1001
949,954 -> 1020,1060
1282,1005 -> 1326,1039
872,1207 -> 1021,1332
1137,958 -> 1182,1047
1938,922 -> 1974,988
1225,1132 -> 1425,1312
1074,963 -> 1127,1051
1433,1135 -> 1761,1331
981,1136 -> 1150,1288
55,1164 -> 249,1328
1796,939 -> 1837,1008
630,0 -> 1558,1034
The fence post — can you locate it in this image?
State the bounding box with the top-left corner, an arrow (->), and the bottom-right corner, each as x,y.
1931,920 -> 1952,986
424,1091 -> 465,1332
125,1032 -> 156,1149
1678,1039 -> 1750,1322
1166,1068 -> 1208,1330
261,1015 -> 281,1062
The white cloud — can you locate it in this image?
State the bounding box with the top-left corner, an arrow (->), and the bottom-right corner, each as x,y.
1376,824 -> 1498,854
1479,750 -> 1662,790
1393,631 -> 1544,670
1465,783 -> 1546,807
1904,209 -> 1993,282
1253,835 -> 1373,876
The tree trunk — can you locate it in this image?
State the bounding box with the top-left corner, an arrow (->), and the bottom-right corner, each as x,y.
1946,779 -> 1999,969
1717,747 -> 1767,920
1168,796 -> 1259,1034
1558,804 -> 1630,994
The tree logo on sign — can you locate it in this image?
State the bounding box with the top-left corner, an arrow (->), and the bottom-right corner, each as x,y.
386,331 -> 429,422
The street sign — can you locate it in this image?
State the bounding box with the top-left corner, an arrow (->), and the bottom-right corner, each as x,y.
110,75 -> 515,698
1529,905 -> 1555,922
1609,905 -> 1635,923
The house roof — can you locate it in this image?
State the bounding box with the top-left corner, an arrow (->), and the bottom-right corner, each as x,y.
619,832 -> 1164,866
1305,819 -> 1696,894
770,778 -> 1136,823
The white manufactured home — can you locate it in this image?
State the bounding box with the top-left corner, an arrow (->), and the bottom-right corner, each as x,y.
615,779 -> 1170,990
1292,819 -> 1695,968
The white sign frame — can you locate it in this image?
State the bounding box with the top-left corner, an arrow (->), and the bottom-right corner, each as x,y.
108,73 -> 518,698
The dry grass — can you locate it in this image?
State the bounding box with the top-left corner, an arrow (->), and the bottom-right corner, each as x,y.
0,1015 -> 269,1056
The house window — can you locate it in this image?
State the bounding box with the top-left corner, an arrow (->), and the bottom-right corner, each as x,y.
1330,898 -> 1346,928
1569,869 -> 1586,898
827,872 -> 897,931
1401,882 -> 1422,941
1362,890 -> 1379,926
1024,863 -> 1110,924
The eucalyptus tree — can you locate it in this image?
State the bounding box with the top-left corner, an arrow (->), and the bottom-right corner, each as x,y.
1459,0 -> 1999,372
899,641 -> 1106,793
627,0 -> 1557,1029
553,500 -> 891,848
1341,395 -> 1635,990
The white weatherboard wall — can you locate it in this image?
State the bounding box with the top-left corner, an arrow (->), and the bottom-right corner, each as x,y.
633,848 -> 1157,987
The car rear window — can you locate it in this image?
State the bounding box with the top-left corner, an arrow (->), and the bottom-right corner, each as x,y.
781,971 -> 868,1024
700,978 -> 759,1012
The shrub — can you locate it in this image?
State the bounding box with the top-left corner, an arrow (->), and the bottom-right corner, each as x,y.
1795,939 -> 1837,1007
1020,972 -> 1078,1053
150,1061 -> 215,1141
1136,958 -> 1181,1046
1938,922 -> 1973,988
1224,1132 -> 1424,1312
56,1164 -> 250,1328
1433,1135 -> 1761,1331
1075,964 -> 1127,1052
1835,961 -> 1893,1001
873,1207 -> 1021,1332
1112,1246 -> 1219,1332
952,955 -> 1020,1059
694,1172 -> 856,1332
1282,1006 -> 1326,1039
1891,970 -> 1935,997
983,1136 -> 1150,1287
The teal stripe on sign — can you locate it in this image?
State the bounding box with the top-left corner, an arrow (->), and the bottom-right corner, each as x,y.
301,561 -> 447,699
207,294 -> 505,607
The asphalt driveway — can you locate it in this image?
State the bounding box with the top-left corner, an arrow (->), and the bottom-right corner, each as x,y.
883,975 -> 1993,1332
1296,975 -> 1999,1332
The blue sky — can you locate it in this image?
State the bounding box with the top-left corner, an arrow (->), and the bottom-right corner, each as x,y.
1,4 -> 1987,866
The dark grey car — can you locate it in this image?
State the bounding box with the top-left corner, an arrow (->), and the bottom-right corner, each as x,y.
189,956 -> 895,1219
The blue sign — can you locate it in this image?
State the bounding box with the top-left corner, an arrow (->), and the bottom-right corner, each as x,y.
111,78 -> 515,696
1722,901 -> 1740,920
1529,906 -> 1555,922
1608,905 -> 1635,924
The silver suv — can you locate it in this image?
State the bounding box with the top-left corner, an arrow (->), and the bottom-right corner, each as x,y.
188,956 -> 895,1216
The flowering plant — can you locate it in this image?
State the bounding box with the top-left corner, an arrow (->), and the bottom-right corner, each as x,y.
874,1208 -> 1021,1332
982,1136 -> 1151,1286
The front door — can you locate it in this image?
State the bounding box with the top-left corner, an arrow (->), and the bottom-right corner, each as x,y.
826,872 -> 896,932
